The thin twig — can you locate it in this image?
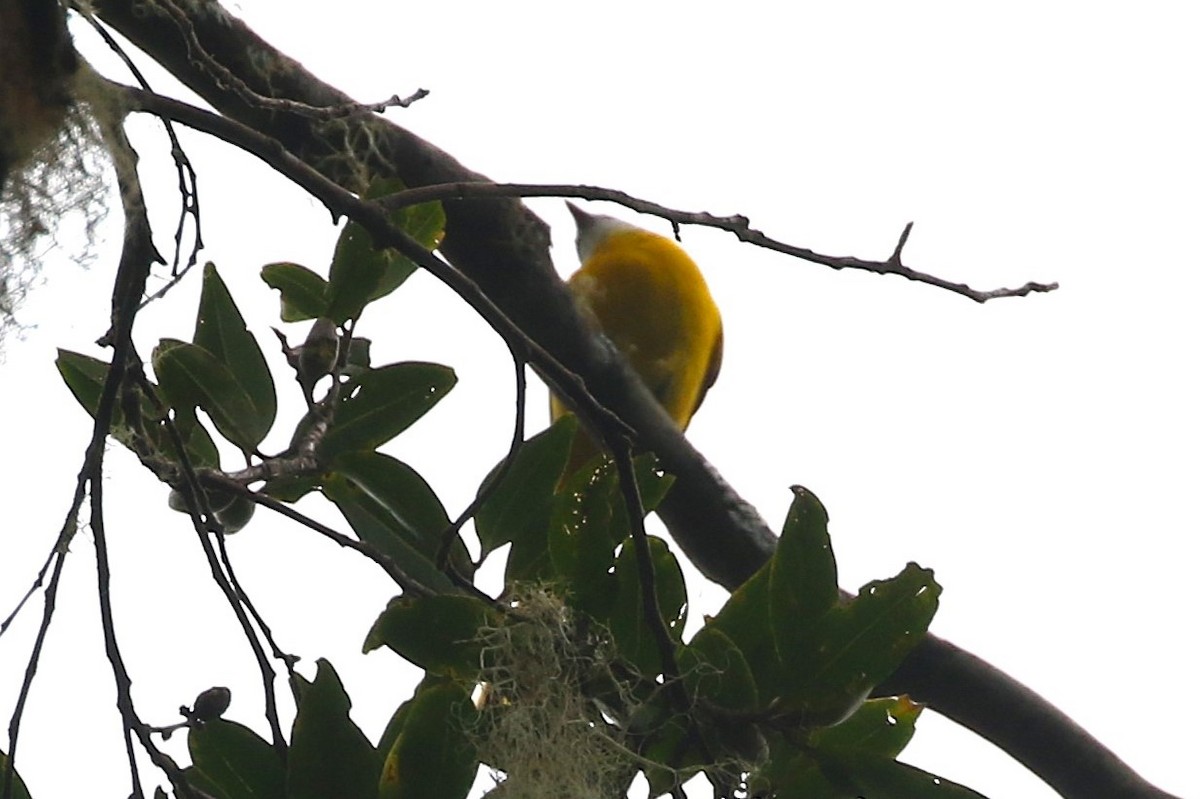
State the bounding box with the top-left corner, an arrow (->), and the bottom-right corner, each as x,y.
214,533 -> 299,679
369,182 -> 1060,303
239,488 -> 437,598
436,353 -> 528,575
153,0 -> 426,121
159,424 -> 288,755
78,9 -> 203,289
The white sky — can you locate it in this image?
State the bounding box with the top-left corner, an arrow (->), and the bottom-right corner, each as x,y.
1,2 -> 1196,798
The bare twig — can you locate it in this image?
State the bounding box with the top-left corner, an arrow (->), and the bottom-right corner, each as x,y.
236,487 -> 438,599
158,424 -> 288,755
373,182 -> 1059,304
151,0 -> 426,122
436,353 -> 528,575
78,9 -> 203,289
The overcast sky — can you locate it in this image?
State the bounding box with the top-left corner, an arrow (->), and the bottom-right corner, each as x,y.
1,3 -> 1195,798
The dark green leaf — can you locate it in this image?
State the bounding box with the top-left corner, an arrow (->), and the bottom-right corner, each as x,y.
682,626 -> 758,711
172,404 -> 221,469
56,349 -> 220,468
400,197 -> 446,249
680,626 -> 764,764
261,474 -> 319,503
704,565 -> 781,701
322,472 -> 457,593
605,536 -> 687,675
555,454 -> 674,542
319,362 -> 456,458
831,758 -> 989,799
753,747 -> 849,799
546,458 -> 621,617
779,564 -> 941,726
215,493 -> 256,534
287,659 -> 380,799
181,767 -> 231,799
261,262 -> 329,322
344,336 -> 372,373
363,595 -> 493,679
56,348 -> 113,418
188,719 -> 285,799
809,696 -> 923,761
330,451 -> 472,577
377,676 -> 444,757
331,452 -> 447,554
474,416 -> 575,583
194,263 -> 276,438
639,719 -> 702,799
0,750 -> 32,799
327,179 -> 440,324
769,486 -> 837,639
152,339 -> 266,451
546,453 -> 675,617
378,681 -> 477,799
56,349 -> 143,446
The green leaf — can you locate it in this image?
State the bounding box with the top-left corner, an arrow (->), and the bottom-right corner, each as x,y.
182,767 -> 232,799
377,676 -> 439,758
704,564 -> 780,702
769,486 -> 837,639
682,626 -> 758,711
679,626 -> 764,765
474,416 -> 575,583
331,451 -> 450,555
638,718 -> 702,799
56,348 -> 115,418
378,681 -> 477,799
261,474 -> 319,503
261,262 -> 329,322
188,719 -> 285,799
809,696 -> 923,761
344,336 -> 372,373
56,349 -> 220,468
605,536 -> 687,675
779,563 -> 941,726
153,339 -> 266,452
546,459 -> 621,617
400,197 -> 446,250
753,747 -> 849,799
319,362 -> 456,459
0,750 -> 33,799
287,660 -> 380,799
363,595 -> 493,679
327,179 -> 442,324
322,472 -> 457,593
546,453 -> 674,616
831,758 -> 989,799
56,349 -> 145,447
329,451 -> 471,577
194,263 -> 276,438
171,405 -> 222,469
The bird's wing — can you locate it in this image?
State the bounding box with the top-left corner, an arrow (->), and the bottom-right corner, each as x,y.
690,321 -> 723,421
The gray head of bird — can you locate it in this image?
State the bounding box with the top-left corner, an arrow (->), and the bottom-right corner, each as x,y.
566,202 -> 640,262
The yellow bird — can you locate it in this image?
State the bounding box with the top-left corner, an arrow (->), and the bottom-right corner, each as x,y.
551,203 -> 723,478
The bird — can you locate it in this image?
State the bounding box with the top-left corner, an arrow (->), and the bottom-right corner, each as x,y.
551,202 -> 723,480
